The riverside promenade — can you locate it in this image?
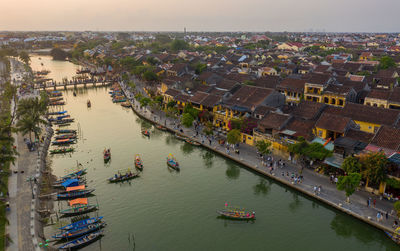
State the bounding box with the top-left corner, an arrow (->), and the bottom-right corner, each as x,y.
118,80 -> 399,238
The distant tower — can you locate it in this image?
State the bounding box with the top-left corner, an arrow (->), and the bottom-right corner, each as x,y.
184,27 -> 186,35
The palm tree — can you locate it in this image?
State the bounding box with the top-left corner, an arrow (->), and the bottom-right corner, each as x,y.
16,112 -> 46,142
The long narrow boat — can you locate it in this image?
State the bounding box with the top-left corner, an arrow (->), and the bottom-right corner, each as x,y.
174,133 -> 188,141
87,100 -> 91,108
56,129 -> 77,134
113,98 -> 127,103
53,119 -> 75,125
58,230 -> 103,250
185,138 -> 201,146
54,134 -> 77,140
217,204 -> 255,220
57,189 -> 95,200
50,148 -> 74,154
59,217 -> 103,231
134,154 -> 143,170
155,125 -> 167,131
108,169 -> 139,183
52,139 -> 76,145
52,178 -> 85,189
49,97 -> 64,102
167,154 -> 180,170
47,110 -> 67,116
53,170 -> 87,186
48,101 -> 65,106
53,222 -> 105,240
121,102 -> 131,108
60,205 -> 98,217
141,130 -> 150,137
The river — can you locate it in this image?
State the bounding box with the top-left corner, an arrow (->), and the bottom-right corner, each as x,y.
31,55 -> 398,251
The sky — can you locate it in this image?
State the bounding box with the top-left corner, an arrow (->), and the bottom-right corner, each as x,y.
0,0 -> 399,32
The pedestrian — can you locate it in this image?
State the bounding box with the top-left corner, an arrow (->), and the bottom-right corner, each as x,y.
367,199 -> 370,207
334,177 -> 338,184
318,186 -> 321,195
313,186 -> 317,194
377,212 -> 381,222
386,211 -> 389,220
373,199 -> 376,208
393,220 -> 398,228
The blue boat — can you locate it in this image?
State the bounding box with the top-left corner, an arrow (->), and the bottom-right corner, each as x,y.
59,217 -> 103,231
52,139 -> 76,145
52,222 -> 106,240
58,230 -> 103,250
47,110 -> 67,115
57,189 -> 95,200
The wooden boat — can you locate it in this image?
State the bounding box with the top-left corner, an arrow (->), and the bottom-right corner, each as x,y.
87,100 -> 91,108
50,92 -> 62,97
47,111 -> 67,115
185,138 -> 201,146
141,130 -> 150,137
108,169 -> 139,183
49,97 -> 63,102
60,204 -> 98,217
217,204 -> 255,220
167,154 -> 179,170
58,230 -> 103,250
135,154 -> 143,170
53,222 -> 105,240
174,133 -> 188,141
56,129 -> 77,134
121,102 -> 131,108
57,186 -> 95,200
60,216 -> 103,231
73,91 -> 77,96
52,139 -> 76,145
48,101 -> 65,106
57,123 -> 71,128
55,169 -> 87,184
103,149 -> 111,162
55,115 -> 70,120
50,147 -> 74,154
155,125 -> 167,131
54,134 -> 77,140
52,178 -> 85,189
53,119 -> 74,125
113,98 -> 127,103
385,227 -> 400,244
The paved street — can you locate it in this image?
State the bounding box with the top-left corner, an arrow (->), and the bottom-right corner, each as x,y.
120,80 -> 399,234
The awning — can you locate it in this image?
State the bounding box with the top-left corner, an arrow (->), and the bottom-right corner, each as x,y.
311,137 -> 334,151
324,155 -> 344,169
69,198 -> 88,206
66,185 -> 85,192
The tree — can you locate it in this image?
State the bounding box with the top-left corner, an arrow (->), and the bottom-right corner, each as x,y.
341,156 -> 362,174
203,122 -> 214,136
394,201 -> 400,217
142,71 -> 158,81
183,104 -> 199,118
379,56 -> 396,70
171,39 -> 188,51
255,140 -> 272,156
139,97 -> 151,108
181,113 -> 194,128
166,101 -> 176,109
288,136 -> 332,168
194,63 -> 207,74
18,51 -> 30,64
50,48 -> 69,61
360,152 -> 388,186
227,129 -> 241,145
337,173 -> 362,203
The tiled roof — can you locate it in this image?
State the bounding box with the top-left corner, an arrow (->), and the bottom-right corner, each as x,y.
277,78 -> 306,92
291,101 -> 325,120
175,93 -> 190,102
259,113 -> 291,131
253,76 -> 280,89
315,112 -> 351,134
284,118 -> 315,141
366,89 -> 391,100
224,85 -> 274,110
371,126 -> 400,151
188,91 -> 208,105
345,128 -> 374,144
164,88 -> 180,97
324,84 -> 353,95
200,94 -> 221,108
306,73 -> 332,86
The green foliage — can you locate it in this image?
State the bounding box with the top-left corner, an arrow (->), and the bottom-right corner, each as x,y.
386,178 -> 400,189
341,156 -> 362,174
142,71 -> 158,81
228,118 -> 243,130
194,63 -> 207,75
153,95 -> 164,105
337,173 -> 362,199
146,56 -> 158,65
360,152 -> 388,186
119,56 -> 141,71
255,140 -> 272,156
18,51 -> 30,64
181,113 -> 194,128
16,96 -> 48,142
394,201 -> 400,217
167,101 -> 176,108
171,39 -> 188,51
288,137 -> 332,161
139,97 -> 151,108
203,122 -> 214,136
379,56 -> 396,70
227,129 -> 241,145
183,104 -> 199,118
50,48 -> 69,61
155,34 -> 172,44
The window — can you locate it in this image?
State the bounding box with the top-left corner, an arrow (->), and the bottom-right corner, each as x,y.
338,99 -> 344,106
324,97 -> 329,103
330,98 -> 336,105
318,130 -> 322,137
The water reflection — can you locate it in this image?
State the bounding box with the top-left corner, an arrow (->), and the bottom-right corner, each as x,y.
165,134 -> 179,146
225,160 -> 240,180
201,150 -> 214,169
288,193 -> 303,213
330,213 -> 386,245
181,142 -> 195,156
253,179 -> 271,196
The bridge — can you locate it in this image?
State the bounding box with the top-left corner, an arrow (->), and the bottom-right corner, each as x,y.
33,77 -> 118,90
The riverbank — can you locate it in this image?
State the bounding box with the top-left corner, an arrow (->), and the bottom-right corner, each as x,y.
118,81 -> 399,239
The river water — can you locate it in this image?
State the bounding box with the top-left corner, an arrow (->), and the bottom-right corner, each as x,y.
31,55 -> 398,251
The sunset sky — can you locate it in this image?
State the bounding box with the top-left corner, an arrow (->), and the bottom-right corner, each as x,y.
1,0 -> 399,32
